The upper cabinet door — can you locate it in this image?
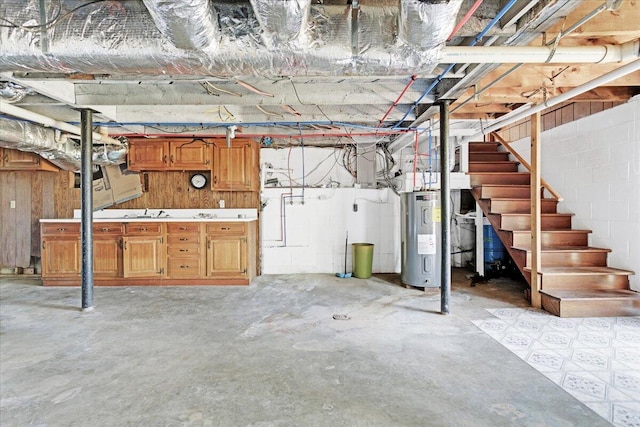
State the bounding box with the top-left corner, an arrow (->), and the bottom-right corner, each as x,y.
170,140 -> 211,170
127,140 -> 170,171
0,148 -> 59,171
212,140 -> 257,192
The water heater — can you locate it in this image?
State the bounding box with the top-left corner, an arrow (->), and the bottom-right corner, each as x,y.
401,191 -> 442,288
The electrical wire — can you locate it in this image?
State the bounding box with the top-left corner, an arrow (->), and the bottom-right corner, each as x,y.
0,0 -> 109,30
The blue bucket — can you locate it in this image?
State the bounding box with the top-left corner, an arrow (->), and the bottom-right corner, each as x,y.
483,224 -> 505,264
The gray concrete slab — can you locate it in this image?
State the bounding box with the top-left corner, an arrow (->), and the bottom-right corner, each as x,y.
0,270 -> 609,426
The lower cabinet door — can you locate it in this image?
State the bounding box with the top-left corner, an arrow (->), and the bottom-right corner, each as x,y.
122,236 -> 164,278
42,238 -> 80,278
93,238 -> 122,277
206,236 -> 247,277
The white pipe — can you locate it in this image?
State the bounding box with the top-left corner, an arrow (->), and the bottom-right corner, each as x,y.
443,40 -> 640,64
0,101 -> 124,146
464,58 -> 640,141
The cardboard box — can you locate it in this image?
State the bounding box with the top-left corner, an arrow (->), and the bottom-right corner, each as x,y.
101,164 -> 143,205
90,165 -> 143,210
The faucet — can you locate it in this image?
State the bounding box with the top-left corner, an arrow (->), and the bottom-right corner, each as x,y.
156,210 -> 165,218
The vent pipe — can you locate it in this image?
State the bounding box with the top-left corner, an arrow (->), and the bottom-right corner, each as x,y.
142,0 -> 218,50
0,117 -> 127,172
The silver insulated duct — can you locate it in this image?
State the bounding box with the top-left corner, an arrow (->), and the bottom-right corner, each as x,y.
250,0 -> 311,48
0,0 -> 461,76
399,0 -> 464,50
142,0 -> 219,50
0,118 -> 128,172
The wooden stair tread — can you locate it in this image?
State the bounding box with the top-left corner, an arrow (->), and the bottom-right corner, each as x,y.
499,213 -> 573,217
512,245 -> 612,253
490,197 -> 558,202
540,289 -> 640,301
472,184 -> 530,189
469,161 -> 519,164
524,266 -> 634,275
511,229 -> 592,234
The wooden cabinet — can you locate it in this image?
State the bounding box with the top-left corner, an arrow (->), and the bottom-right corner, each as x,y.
93,223 -> 124,278
41,223 -> 81,278
0,147 -> 58,171
206,222 -> 248,279
211,140 -> 258,191
40,219 -> 256,285
123,223 -> 164,278
166,223 -> 203,278
128,139 -> 210,171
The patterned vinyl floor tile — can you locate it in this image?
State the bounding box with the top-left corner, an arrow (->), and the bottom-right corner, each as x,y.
473,308 -> 640,427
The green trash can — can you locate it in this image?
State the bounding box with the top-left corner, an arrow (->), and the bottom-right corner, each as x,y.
352,243 -> 374,279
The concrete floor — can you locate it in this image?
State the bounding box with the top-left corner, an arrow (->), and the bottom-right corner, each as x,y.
1,269 -> 610,426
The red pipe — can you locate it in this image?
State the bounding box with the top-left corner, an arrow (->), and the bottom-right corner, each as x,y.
111,131 -> 412,139
377,75 -> 417,127
448,0 -> 484,41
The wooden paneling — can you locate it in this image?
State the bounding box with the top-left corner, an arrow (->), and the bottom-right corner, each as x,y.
0,171 -> 17,267
15,173 -> 31,266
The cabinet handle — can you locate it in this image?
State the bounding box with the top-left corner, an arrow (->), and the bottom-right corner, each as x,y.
207,240 -> 211,249
213,175 -> 217,184
42,241 -> 46,249
179,249 -> 188,252
139,227 -> 147,231
163,155 -> 167,164
170,154 -> 174,163
57,227 -> 66,231
123,241 -> 127,250
101,227 -> 109,232
180,265 -> 189,269
179,237 -> 188,241
119,239 -> 123,250
221,227 -> 230,230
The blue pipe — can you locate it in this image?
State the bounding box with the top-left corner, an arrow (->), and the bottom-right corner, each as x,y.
71,120 -> 415,132
391,0 -> 519,128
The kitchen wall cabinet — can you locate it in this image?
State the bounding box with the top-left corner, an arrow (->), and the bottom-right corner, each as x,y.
40,219 -> 256,286
0,148 -> 59,171
211,140 -> 258,192
127,139 -> 210,171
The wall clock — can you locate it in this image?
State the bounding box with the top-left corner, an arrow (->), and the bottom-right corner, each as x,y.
190,173 -> 207,189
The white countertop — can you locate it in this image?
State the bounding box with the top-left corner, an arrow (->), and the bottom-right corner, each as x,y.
40,208 -> 258,223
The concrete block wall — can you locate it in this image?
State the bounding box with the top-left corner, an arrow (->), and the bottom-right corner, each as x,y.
509,96 -> 640,290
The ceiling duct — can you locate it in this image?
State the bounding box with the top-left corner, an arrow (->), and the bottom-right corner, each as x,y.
0,82 -> 34,103
0,117 -> 127,172
142,0 -> 218,50
250,0 -> 311,49
0,0 -> 460,76
399,0 -> 463,50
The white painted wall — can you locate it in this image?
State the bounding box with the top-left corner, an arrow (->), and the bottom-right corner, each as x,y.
261,187 -> 401,274
508,96 -> 640,290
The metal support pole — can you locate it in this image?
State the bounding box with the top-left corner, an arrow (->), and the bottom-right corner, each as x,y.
81,109 -> 94,311
439,100 -> 451,315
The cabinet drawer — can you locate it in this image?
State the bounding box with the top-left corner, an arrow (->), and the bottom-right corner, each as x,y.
42,223 -> 80,235
125,223 -> 163,234
206,222 -> 246,235
167,223 -> 201,234
168,234 -> 200,245
167,243 -> 201,256
167,258 -> 202,277
93,223 -> 125,235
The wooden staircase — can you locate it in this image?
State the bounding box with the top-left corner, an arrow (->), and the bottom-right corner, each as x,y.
468,140 -> 639,317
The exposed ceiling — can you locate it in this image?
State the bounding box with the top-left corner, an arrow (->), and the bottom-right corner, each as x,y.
1,0 -> 639,150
